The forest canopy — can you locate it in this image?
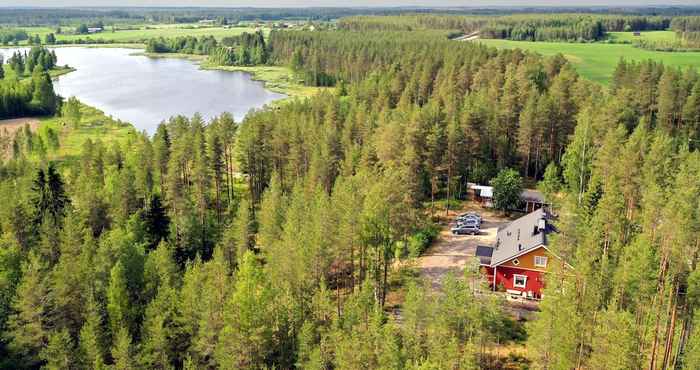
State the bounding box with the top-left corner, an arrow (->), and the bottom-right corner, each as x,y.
1,11 -> 700,370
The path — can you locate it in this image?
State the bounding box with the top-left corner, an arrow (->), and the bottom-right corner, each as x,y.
452,31 -> 481,42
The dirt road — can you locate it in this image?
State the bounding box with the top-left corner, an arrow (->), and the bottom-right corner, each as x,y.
417,204 -> 510,289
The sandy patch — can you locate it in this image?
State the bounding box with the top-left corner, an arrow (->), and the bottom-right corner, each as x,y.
0,117 -> 41,160
0,117 -> 40,136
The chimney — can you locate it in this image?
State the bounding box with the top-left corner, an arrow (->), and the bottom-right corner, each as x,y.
538,218 -> 546,233
517,229 -> 520,240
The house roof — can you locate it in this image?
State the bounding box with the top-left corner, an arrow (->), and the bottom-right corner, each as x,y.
520,189 -> 545,203
490,208 -> 551,266
467,183 -> 494,198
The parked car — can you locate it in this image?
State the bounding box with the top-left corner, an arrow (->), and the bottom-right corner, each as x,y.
457,213 -> 481,225
451,223 -> 480,235
457,218 -> 479,227
458,212 -> 481,221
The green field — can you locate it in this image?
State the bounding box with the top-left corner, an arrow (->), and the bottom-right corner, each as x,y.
16,24 -> 267,45
606,30 -> 678,43
479,38 -> 700,84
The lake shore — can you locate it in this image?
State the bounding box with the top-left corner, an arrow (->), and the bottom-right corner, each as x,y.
202,64 -> 327,99
136,50 -> 325,99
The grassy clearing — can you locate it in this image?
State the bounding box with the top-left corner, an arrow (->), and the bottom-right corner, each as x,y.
479,38 -> 700,84
15,25 -> 266,45
202,64 -> 329,99
606,30 -> 678,43
39,103 -> 137,163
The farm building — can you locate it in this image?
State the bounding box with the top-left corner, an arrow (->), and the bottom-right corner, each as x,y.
467,183 -> 494,207
477,208 -> 563,299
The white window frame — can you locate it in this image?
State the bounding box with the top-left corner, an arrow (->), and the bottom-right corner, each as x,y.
512,258 -> 520,266
513,274 -> 527,288
534,256 -> 548,268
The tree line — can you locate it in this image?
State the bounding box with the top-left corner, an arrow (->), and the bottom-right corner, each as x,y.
0,29 -> 29,46
146,31 -> 269,66
339,14 -> 674,42
671,16 -> 700,47
1,47 -> 59,119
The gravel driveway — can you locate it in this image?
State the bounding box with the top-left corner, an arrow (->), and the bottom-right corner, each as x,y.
418,205 -> 511,289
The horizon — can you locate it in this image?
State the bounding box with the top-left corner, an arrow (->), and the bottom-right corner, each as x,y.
2,1 -> 700,9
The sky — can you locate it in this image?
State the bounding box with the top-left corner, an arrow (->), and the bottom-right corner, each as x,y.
2,0 -> 700,7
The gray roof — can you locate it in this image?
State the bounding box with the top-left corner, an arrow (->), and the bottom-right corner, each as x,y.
475,245 -> 494,265
520,189 -> 545,203
490,208 -> 549,266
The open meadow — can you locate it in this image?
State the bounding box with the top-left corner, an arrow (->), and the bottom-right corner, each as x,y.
606,30 -> 678,43
479,36 -> 700,84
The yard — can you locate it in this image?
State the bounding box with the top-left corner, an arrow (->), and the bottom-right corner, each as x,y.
417,202 -> 513,289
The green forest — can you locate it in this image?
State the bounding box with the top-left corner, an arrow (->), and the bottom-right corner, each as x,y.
338,14 -> 672,42
2,10 -> 700,370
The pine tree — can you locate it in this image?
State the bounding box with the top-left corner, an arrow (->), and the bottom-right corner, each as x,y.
588,309 -> 639,369
6,253 -> 47,367
656,67 -> 680,133
79,292 -> 106,370
139,287 -> 176,370
106,261 -> 131,337
112,326 -> 135,370
683,81 -> 700,146
190,247 -> 230,367
215,251 -> 273,368
62,96 -> 82,128
30,67 -> 57,114
40,329 -> 75,370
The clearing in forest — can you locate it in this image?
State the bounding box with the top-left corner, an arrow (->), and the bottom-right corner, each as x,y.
417,203 -> 512,289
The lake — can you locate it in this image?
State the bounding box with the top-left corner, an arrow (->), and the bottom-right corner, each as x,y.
1,47 -> 286,134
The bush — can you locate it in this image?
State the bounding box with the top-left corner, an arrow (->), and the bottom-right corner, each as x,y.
407,223 -> 440,258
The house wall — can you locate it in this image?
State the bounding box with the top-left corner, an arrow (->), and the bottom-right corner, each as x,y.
500,246 -> 551,271
482,266 -> 546,298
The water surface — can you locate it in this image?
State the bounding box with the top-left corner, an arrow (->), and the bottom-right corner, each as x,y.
2,47 -> 285,134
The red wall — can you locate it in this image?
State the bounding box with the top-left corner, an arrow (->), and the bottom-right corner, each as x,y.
483,266 -> 545,298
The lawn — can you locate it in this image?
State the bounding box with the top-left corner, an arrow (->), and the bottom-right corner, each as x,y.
479,38 -> 700,84
16,24 -> 267,45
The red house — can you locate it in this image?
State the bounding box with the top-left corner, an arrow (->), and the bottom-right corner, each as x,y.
477,209 -> 559,300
